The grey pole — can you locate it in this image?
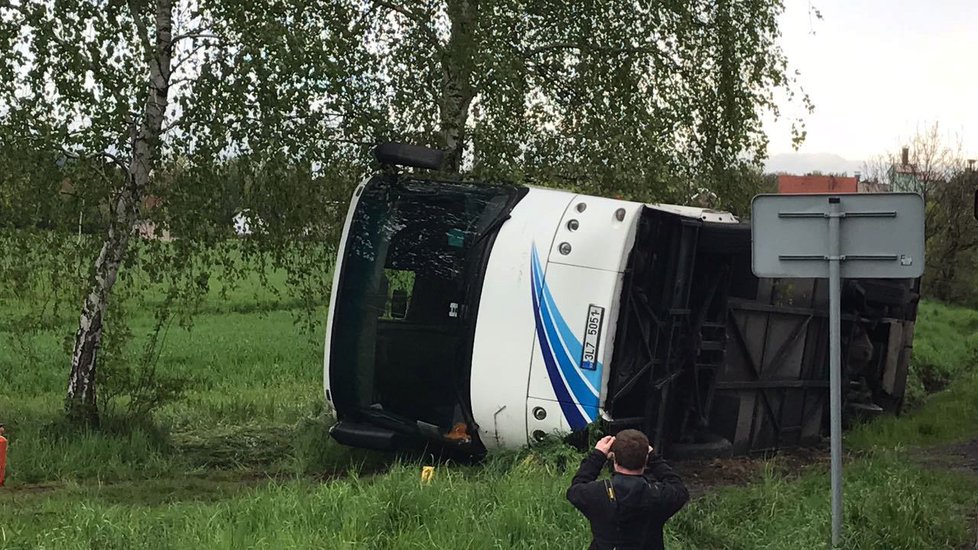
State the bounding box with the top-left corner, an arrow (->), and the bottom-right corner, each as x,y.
828,196 -> 843,547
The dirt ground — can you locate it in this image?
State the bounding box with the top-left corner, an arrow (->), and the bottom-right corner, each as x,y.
673,445 -> 831,499
671,438 -> 978,547
912,437 -> 978,477
911,438 -> 978,550
675,437 -> 978,495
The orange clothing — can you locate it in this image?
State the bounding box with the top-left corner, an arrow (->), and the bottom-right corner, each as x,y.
0,435 -> 7,487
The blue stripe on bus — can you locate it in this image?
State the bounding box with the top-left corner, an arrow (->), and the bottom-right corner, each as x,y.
529,245 -> 600,429
530,252 -> 588,430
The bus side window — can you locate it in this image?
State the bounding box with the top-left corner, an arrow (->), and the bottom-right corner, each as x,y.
391,289 -> 408,319
408,275 -> 455,322
384,269 -> 415,320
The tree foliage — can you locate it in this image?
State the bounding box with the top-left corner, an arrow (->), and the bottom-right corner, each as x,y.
0,0 -> 806,426
925,169 -> 978,305
352,0 -> 808,204
0,0 -> 366,424
864,123 -> 978,305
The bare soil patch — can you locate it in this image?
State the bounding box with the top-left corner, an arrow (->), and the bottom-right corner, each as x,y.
674,445 -> 830,499
912,437 -> 978,477
910,438 -> 978,550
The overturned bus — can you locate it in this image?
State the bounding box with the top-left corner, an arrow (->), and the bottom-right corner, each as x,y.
324,144 -> 918,457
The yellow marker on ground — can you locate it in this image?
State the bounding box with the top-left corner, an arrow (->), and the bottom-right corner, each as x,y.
420,466 -> 435,484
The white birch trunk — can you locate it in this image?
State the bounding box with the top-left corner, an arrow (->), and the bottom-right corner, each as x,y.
439,0 -> 478,173
65,0 -> 173,425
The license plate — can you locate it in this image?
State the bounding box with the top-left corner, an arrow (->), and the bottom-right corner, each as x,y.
580,304 -> 604,371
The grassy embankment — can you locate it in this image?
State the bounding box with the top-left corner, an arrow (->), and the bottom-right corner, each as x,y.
1,258 -> 977,549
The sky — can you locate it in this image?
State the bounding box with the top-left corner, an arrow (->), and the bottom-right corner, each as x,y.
762,0 -> 978,162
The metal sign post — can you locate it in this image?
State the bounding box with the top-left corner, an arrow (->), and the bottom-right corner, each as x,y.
751,193 -> 924,547
826,197 -> 843,545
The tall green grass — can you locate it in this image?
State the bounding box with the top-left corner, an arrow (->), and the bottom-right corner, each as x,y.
2,245 -> 978,550
1,448 -> 974,549
904,301 -> 978,403
0,305 -> 333,485
848,369 -> 978,450
846,301 -> 978,450
673,451 -> 976,549
0,237 -> 337,485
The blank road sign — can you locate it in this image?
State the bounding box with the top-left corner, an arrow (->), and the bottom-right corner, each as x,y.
751,193 -> 925,279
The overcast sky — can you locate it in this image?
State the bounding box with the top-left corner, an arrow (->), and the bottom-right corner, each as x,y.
762,0 -> 978,161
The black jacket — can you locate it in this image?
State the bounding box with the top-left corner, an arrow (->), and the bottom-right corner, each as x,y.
566,449 -> 689,550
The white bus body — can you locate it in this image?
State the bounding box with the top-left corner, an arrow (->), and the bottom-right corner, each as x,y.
325,168 -> 916,456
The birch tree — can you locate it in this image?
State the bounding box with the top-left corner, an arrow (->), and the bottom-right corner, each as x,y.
0,0 -> 363,426
1,0 -> 806,427
358,0 -> 807,203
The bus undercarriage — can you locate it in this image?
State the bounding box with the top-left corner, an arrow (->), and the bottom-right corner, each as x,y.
606,207 -> 917,457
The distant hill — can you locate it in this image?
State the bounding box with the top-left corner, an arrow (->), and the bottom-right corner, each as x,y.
764,152 -> 865,176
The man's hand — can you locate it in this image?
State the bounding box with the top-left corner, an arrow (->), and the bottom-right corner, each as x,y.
595,435 -> 615,457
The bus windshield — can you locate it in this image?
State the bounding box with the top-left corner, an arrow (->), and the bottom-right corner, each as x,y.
329,176 -> 520,431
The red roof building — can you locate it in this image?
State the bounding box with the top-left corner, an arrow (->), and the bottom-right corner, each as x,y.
777,175 -> 859,194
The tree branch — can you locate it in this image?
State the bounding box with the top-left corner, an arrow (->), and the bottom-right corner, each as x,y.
60,147 -> 130,172
160,115 -> 182,135
100,150 -> 130,172
522,41 -> 578,57
127,0 -> 154,59
370,0 -> 443,52
522,40 -> 672,62
171,41 -> 216,74
60,148 -> 128,188
170,32 -> 222,45
167,75 -> 196,89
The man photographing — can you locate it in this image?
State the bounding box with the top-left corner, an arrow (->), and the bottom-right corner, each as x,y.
567,429 -> 689,550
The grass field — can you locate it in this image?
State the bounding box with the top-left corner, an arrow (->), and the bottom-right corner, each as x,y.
1,253 -> 977,549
